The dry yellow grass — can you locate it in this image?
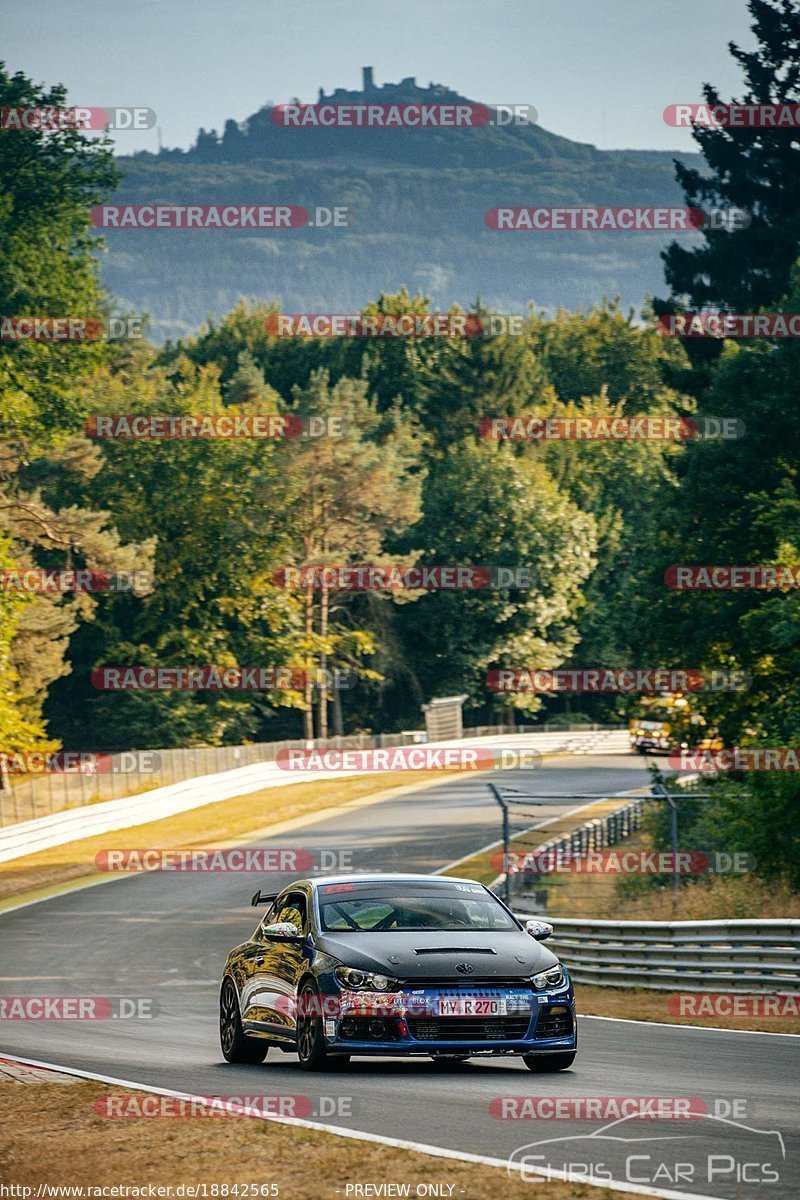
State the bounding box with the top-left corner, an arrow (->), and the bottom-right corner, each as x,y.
576,984 -> 800,1034
0,1079 -> 651,1199
443,793 -> 646,885
527,830 -> 800,921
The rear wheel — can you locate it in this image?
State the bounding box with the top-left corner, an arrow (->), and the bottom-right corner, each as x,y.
523,1051 -> 575,1072
220,978 -> 268,1064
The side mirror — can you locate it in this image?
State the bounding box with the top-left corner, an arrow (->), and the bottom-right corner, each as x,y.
261,921 -> 303,943
525,919 -> 554,942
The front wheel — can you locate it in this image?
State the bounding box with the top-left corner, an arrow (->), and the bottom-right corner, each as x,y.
296,980 -> 331,1071
220,978 -> 268,1063
523,1051 -> 575,1072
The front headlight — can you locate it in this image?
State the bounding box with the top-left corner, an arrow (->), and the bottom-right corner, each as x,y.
335,966 -> 400,992
531,963 -> 566,990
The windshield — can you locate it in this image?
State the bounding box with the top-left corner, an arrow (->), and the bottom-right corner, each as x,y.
317,884 -> 518,933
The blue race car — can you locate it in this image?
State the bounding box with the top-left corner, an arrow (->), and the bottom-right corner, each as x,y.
220,873 -> 576,1071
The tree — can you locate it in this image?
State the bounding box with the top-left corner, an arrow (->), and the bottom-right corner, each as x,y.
642,270 -> 800,746
394,440 -> 597,715
0,63 -> 118,449
277,371 -> 424,737
46,351 -> 303,749
518,305 -> 693,709
0,64 -> 146,764
659,0 -> 800,314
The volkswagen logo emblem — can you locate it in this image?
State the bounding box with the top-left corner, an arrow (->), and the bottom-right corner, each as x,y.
455,962 -> 474,974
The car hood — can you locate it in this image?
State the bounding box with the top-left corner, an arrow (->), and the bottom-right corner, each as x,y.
314,928 -> 559,980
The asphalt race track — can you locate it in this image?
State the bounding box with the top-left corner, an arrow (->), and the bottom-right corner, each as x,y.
0,754 -> 796,1200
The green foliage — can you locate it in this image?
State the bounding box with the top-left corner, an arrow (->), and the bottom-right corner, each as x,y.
393,440 -> 597,710
0,63 -> 137,758
660,0 -> 800,314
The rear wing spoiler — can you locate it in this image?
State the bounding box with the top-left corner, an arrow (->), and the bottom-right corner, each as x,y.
251,890 -> 278,907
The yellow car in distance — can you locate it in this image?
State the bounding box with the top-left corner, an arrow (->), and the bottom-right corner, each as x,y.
629,693 -> 723,755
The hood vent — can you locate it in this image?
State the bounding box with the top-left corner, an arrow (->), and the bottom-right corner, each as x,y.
414,947 -> 497,955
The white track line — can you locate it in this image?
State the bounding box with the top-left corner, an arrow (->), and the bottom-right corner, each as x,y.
581,1014 -> 800,1038
0,1051 -> 722,1200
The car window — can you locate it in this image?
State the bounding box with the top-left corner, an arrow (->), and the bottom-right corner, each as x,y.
276,892 -> 306,933
256,899 -> 278,938
318,892 -> 516,932
322,901 -> 394,932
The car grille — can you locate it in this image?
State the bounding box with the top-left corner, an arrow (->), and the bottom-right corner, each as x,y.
339,1017 -> 401,1042
400,978 -> 533,990
534,1005 -> 573,1039
406,1016 -> 531,1042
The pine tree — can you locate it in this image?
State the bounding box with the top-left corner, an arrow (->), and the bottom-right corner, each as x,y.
659,0 -> 800,314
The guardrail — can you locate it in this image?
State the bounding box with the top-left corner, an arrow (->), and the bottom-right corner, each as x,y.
536,917 -> 800,993
0,727 -> 628,862
0,723 -> 624,827
506,795 -> 648,900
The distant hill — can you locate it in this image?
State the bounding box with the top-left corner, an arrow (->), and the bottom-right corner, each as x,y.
104,69 -> 701,341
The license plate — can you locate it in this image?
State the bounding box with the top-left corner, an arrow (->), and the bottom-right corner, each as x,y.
437,996 -> 508,1017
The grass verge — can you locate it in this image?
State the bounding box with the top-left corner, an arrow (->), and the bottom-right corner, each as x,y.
512,826 -> 800,921
576,984 -> 799,1034
443,793 -> 644,885
0,1078 -> 651,1199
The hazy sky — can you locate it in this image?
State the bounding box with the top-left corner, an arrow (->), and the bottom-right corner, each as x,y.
5,0 -> 755,156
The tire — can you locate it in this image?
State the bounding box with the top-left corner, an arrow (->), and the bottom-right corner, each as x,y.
523,1051 -> 576,1072
220,977 -> 268,1064
296,979 -> 331,1071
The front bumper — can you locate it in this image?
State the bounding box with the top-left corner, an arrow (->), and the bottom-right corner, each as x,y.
321,985 -> 576,1056
633,737 -> 672,754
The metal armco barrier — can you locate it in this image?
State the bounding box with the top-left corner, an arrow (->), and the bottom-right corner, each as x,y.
0,723 -> 624,828
0,728 -> 628,862
533,917 -> 800,994
506,796 -> 647,900
490,779 -> 649,904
